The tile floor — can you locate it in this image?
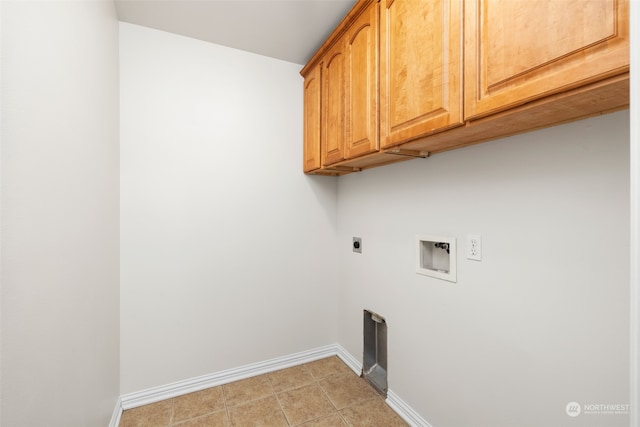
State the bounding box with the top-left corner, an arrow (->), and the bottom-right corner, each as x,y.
119,356 -> 408,427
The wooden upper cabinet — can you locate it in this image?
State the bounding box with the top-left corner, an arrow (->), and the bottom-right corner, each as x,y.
301,0 -> 629,175
345,1 -> 379,160
322,39 -> 347,166
380,0 -> 463,150
465,0 -> 630,120
303,63 -> 322,173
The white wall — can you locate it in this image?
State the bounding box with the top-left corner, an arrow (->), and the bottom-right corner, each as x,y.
630,1 -> 639,425
0,3 -> 633,426
0,1 -> 120,426
0,1 -> 4,422
119,23 -> 339,394
337,111 -> 630,427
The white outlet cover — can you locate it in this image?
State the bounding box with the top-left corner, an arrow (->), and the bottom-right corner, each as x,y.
467,234 -> 482,261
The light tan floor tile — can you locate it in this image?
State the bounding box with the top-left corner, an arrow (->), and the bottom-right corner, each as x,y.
173,387 -> 225,422
173,410 -> 231,427
269,365 -> 315,393
305,356 -> 353,380
223,374 -> 273,407
297,413 -> 348,427
119,400 -> 172,427
118,356 -> 405,427
277,384 -> 335,426
318,374 -> 380,410
340,398 -> 408,427
228,396 -> 289,427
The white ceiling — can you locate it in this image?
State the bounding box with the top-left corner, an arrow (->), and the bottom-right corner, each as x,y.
115,0 -> 356,65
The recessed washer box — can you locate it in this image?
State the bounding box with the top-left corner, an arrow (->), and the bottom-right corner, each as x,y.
416,235 -> 457,282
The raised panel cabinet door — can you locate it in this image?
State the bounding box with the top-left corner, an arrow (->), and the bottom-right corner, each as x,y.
380,0 -> 463,150
465,0 -> 630,120
345,0 -> 379,159
322,39 -> 347,166
303,64 -> 322,172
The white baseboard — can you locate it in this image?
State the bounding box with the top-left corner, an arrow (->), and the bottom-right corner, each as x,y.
387,390 -> 433,427
112,343 -> 431,427
119,344 -> 338,410
108,396 -> 122,427
334,344 -> 362,375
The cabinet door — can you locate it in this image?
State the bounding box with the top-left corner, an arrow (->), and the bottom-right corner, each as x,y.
380,0 -> 463,149
465,0 -> 629,120
322,40 -> 347,166
345,1 -> 379,159
303,64 -> 322,172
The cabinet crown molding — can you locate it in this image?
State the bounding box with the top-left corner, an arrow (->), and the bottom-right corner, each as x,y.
300,0 -> 374,77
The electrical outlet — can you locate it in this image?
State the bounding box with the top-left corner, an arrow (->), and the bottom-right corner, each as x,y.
467,235 -> 482,261
353,237 -> 362,253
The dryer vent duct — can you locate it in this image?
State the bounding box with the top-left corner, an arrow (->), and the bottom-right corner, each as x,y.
363,309 -> 387,397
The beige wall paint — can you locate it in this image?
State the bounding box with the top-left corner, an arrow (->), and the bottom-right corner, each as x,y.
0,1 -> 120,426
1,3 -> 635,426
630,1 -> 639,425
119,20 -> 633,427
119,23 -> 340,394
337,111 -> 630,427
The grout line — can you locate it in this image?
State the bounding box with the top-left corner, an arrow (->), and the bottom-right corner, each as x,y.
337,409 -> 352,427
268,369 -> 293,427
316,366 -> 354,426
272,387 -> 292,426
265,370 -> 293,403
316,373 -> 340,412
221,384 -> 232,426
312,372 -> 341,426
169,397 -> 175,427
